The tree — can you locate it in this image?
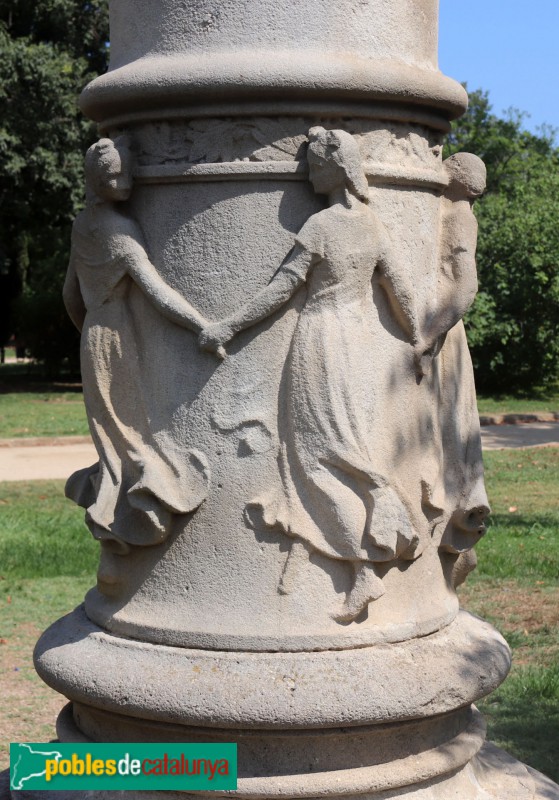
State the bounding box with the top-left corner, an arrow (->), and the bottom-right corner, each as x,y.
446,89 -> 559,392
0,0 -> 109,374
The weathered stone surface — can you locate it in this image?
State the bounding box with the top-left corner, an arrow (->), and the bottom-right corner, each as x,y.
80,0 -> 467,124
35,608 -> 510,729
57,115 -> 490,650
10,0 -> 558,798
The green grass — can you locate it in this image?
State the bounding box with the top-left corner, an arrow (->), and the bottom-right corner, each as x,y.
0,391 -> 89,438
458,446 -> 559,780
478,666 -> 559,781
0,481 -> 98,577
0,575 -> 95,773
477,388 -> 559,415
474,449 -> 559,583
0,480 -> 97,771
0,575 -> 95,636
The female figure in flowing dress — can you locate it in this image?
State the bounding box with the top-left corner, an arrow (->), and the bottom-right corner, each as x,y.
200,127 -> 423,621
63,137 -> 210,552
415,153 -> 490,587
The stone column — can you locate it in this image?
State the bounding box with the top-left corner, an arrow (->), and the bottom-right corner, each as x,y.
15,0 -> 559,797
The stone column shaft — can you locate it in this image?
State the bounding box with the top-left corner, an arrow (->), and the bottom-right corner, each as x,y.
16,1 -> 559,798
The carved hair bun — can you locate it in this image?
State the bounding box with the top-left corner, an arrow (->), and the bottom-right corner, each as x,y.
307,127 -> 369,203
443,153 -> 487,198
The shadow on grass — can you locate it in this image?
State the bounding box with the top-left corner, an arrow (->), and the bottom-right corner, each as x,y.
478,385 -> 559,403
480,665 -> 559,783
0,364 -> 82,394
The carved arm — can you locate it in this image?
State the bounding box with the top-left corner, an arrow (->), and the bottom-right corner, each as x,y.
377,240 -> 421,347
199,245 -> 311,354
125,250 -> 208,333
422,206 -> 479,351
62,254 -> 87,333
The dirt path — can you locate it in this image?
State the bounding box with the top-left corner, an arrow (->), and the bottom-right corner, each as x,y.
0,441 -> 96,481
480,422 -> 559,451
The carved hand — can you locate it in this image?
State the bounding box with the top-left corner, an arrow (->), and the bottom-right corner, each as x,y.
199,320 -> 236,358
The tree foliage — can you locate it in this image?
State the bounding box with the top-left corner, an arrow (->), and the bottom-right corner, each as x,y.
446,89 -> 559,392
0,0 -> 108,372
2,20 -> 558,395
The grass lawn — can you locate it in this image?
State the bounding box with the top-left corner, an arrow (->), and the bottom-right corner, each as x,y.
0,480 -> 98,770
459,447 -> 559,781
0,451 -> 558,780
477,387 -> 559,415
1,575 -> 95,771
0,391 -> 89,439
0,481 -> 98,577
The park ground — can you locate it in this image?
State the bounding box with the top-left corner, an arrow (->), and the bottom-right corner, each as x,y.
0,370 -> 558,781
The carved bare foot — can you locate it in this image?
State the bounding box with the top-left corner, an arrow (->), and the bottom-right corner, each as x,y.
441,500 -> 489,556
456,504 -> 488,536
333,562 -> 385,623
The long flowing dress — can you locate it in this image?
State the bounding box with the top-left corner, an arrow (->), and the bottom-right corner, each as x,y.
258,205 -> 418,565
426,190 -> 490,557
65,204 -> 209,547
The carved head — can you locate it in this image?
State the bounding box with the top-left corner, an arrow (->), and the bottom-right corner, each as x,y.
443,153 -> 486,200
307,127 -> 369,203
85,135 -> 133,202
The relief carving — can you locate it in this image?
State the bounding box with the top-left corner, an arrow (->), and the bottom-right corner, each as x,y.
417,153 -> 488,371
349,120 -> 443,170
415,152 -> 490,576
135,117 -> 307,166
210,381 -> 275,457
64,129 -> 489,619
133,117 -> 443,176
63,136 -> 210,552
200,127 -> 423,622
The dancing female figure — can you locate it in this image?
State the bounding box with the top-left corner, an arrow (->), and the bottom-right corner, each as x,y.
64,137 -> 210,550
200,127 -> 422,621
418,153 -> 490,581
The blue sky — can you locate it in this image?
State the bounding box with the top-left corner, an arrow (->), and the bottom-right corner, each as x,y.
439,0 -> 559,134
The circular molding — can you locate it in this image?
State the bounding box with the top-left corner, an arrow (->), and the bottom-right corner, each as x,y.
58,703 -> 486,798
80,52 -> 468,124
35,608 -> 510,730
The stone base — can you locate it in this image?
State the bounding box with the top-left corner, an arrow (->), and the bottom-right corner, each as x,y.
3,704 -> 559,800
34,608 -> 510,730
5,609 -> 557,799
3,742 -> 559,799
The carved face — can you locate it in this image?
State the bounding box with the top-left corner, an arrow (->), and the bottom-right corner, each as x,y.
444,153 -> 486,201
86,142 -> 133,202
307,146 -> 345,195
100,147 -> 133,202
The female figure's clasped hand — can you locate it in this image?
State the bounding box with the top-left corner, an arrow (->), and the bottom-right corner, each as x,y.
198,319 -> 236,359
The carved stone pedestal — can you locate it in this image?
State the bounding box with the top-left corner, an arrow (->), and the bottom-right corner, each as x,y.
8,1 -> 559,798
